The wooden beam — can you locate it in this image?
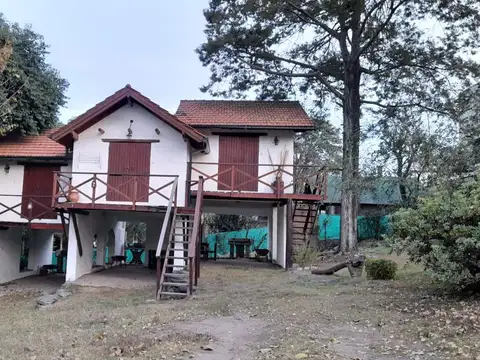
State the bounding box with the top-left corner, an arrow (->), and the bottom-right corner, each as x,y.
70,212 -> 83,257
101,139 -> 159,143
71,131 -> 79,141
60,212 -> 68,240
29,223 -> 64,230
70,209 -> 89,216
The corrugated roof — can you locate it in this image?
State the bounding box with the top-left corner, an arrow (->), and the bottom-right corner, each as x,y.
0,129 -> 67,158
176,100 -> 314,129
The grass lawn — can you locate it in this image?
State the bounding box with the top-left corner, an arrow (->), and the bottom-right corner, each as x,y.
0,249 -> 479,360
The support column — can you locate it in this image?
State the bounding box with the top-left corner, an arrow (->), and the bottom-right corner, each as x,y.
114,221 -> 126,256
276,204 -> 287,268
66,213 -> 97,282
95,231 -> 106,266
173,218 -> 185,269
271,206 -> 278,263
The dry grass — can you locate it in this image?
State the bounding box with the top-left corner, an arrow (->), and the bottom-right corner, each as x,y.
0,251 -> 479,359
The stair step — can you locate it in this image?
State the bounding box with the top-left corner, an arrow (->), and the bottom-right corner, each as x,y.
162,282 -> 188,287
171,241 -> 190,244
159,291 -> 187,297
165,264 -> 187,268
163,273 -> 188,278
166,256 -> 188,259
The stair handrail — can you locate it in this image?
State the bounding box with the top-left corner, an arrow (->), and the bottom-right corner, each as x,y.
188,176 -> 204,258
156,177 -> 178,257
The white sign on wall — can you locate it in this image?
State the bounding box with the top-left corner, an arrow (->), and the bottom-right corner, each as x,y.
77,152 -> 101,170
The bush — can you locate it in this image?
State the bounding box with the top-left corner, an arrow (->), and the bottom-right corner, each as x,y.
293,245 -> 320,269
388,179 -> 480,290
365,259 -> 397,280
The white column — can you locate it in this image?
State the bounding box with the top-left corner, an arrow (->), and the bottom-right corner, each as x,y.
114,221 -> 126,256
66,214 -> 97,282
271,206 -> 278,262
276,204 -> 287,268
173,218 -> 186,269
95,231 -> 106,266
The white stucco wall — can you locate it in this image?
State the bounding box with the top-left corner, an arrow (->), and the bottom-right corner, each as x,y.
191,130 -> 295,194
28,230 -> 54,272
0,161 -> 70,224
271,206 -> 278,262
70,103 -> 188,208
0,227 -> 33,284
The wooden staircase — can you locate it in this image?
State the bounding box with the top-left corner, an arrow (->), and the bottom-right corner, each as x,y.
292,201 -> 321,250
157,209 -> 196,298
156,177 -> 204,300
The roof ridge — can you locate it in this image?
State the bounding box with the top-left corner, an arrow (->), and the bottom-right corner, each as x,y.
179,99 -> 301,103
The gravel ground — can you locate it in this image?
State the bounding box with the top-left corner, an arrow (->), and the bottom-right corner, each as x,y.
0,254 -> 479,360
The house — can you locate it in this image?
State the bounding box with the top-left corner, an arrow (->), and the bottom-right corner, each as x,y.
0,85 -> 326,297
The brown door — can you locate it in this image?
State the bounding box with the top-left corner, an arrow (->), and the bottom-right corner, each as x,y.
22,165 -> 59,219
218,135 -> 259,191
106,142 -> 151,202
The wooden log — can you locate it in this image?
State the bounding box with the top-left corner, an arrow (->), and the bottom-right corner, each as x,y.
311,257 -> 365,276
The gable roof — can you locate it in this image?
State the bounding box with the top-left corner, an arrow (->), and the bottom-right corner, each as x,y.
0,129 -> 67,158
176,100 -> 315,130
50,85 -> 207,148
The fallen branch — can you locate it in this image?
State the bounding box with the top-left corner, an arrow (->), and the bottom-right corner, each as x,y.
311,256 -> 365,276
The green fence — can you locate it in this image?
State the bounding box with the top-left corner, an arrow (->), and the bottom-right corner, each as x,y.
205,227 -> 269,256
318,214 -> 390,240
51,247 -> 147,272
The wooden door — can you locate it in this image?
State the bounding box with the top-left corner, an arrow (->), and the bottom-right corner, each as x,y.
22,165 -> 59,219
218,135 -> 259,191
106,142 -> 151,202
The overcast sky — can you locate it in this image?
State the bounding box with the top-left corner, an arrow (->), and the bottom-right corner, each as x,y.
0,0 -> 213,122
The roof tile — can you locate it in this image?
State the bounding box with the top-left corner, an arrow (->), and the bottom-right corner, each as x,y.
176,100 -> 314,129
0,129 -> 67,158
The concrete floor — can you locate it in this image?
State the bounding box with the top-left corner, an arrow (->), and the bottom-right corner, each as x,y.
73,265 -> 157,289
0,273 -> 65,295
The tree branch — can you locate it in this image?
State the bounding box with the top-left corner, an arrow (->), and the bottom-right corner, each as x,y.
285,1 -> 340,40
357,0 -> 410,58
361,99 -> 451,116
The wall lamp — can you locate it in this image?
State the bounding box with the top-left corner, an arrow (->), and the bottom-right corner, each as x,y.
4,164 -> 10,174
155,128 -> 160,135
127,120 -> 133,138
98,128 -> 105,135
274,136 -> 279,146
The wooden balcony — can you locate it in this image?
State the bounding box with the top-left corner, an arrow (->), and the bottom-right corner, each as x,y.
189,162 -> 327,201
53,172 -> 180,212
0,194 -> 63,227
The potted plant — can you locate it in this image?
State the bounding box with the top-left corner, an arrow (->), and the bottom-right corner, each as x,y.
268,147 -> 289,195
68,187 -> 79,203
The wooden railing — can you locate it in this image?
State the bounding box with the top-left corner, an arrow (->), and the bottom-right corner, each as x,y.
53,171 -> 180,209
188,176 -> 204,294
0,194 -> 58,222
189,162 -> 328,199
155,177 -> 178,257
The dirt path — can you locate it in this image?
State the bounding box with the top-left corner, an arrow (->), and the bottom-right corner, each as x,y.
179,315 -> 264,360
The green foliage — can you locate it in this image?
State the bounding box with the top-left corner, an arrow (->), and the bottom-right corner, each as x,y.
365,259 -> 397,280
0,14 -> 68,136
126,222 -> 146,246
204,214 -> 259,234
388,179 -> 480,290
293,246 -> 320,269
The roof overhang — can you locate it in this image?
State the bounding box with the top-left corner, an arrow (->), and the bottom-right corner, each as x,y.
190,125 -> 315,132
50,85 -> 208,150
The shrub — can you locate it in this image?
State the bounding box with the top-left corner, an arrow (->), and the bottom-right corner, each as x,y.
387,179 -> 480,290
365,259 -> 397,280
293,245 -> 320,269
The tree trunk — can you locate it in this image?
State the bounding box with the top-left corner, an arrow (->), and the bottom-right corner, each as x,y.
340,61 -> 361,253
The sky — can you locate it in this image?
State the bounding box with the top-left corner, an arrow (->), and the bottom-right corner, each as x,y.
0,0 -> 213,122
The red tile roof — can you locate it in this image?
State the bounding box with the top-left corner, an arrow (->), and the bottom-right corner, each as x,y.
176,100 -> 314,129
0,129 -> 67,158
